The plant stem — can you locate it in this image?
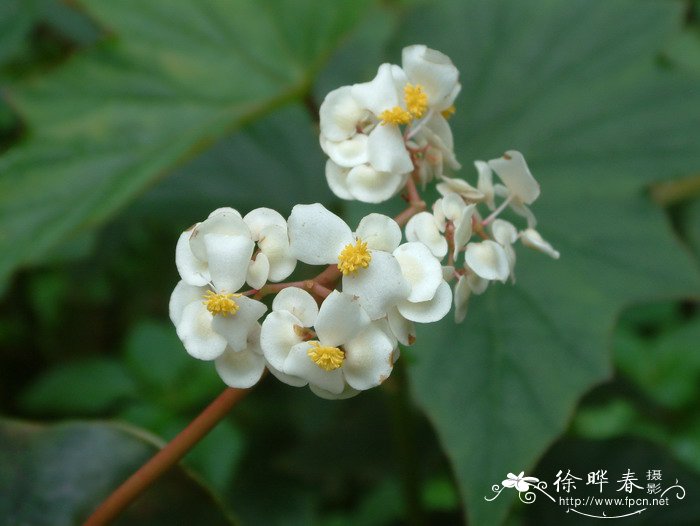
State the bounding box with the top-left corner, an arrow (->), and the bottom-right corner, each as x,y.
83,386 -> 251,526
387,358 -> 426,526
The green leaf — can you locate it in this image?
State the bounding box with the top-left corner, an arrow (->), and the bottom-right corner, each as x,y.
0,0 -> 40,67
617,316 -> 700,409
392,1 -> 700,524
0,0 -> 372,285
0,419 -> 236,525
20,358 -> 139,415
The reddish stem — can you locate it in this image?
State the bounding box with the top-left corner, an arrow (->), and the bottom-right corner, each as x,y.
83,387 -> 251,526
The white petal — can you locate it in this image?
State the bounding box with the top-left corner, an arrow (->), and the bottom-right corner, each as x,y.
315,290 -> 370,348
453,205 -> 475,258
284,341 -> 345,395
465,240 -> 510,282
520,229 -> 560,259
367,124 -> 413,175
347,164 -> 407,204
453,275 -> 471,323
176,302 -> 227,360
436,176 -> 483,201
393,242 -> 443,302
475,161 -> 495,209
488,151 -> 540,205
355,213 -> 402,252
175,228 -> 210,286
323,135 -> 369,168
272,287 -> 319,327
169,281 -> 206,326
258,225 -> 296,282
342,251 -> 410,320
309,383 -> 360,400
397,281 -> 452,323
189,208 -> 250,261
468,273 -> 489,295
267,361 -> 308,388
424,112 -> 454,151
243,208 -> 286,240
343,323 -> 395,391
260,310 -> 304,371
491,219 -> 518,246
288,203 -> 353,265
211,296 -> 267,351
405,212 -> 447,259
246,252 -> 269,290
387,307 -> 416,346
325,160 -> 354,201
510,200 -> 538,229
204,234 -> 254,292
215,346 -> 265,388
351,63 -> 402,115
320,86 -> 367,142
402,45 -> 460,109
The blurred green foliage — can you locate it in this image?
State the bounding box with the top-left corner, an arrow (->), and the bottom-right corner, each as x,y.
0,0 -> 699,525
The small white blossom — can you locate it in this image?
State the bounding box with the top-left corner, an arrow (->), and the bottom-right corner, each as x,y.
520,229 -> 560,259
288,204 -> 409,319
169,281 -> 266,387
491,219 -> 518,279
390,242 -> 453,330
464,240 -> 510,282
261,289 -> 397,398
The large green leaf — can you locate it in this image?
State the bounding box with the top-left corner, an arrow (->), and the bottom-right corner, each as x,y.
0,0 -> 371,285
0,419 -> 236,525
387,1 -> 700,524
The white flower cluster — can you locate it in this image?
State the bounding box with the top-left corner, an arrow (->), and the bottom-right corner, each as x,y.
169,45 -> 559,399
320,45 -> 461,203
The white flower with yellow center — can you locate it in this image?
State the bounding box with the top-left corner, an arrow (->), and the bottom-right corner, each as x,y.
261,289 -> 397,399
169,281 -> 267,387
402,45 -> 461,114
288,204 -> 410,320
351,64 -> 414,175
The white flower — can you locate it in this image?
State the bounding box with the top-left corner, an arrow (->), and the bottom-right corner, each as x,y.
453,270 -> 489,323
502,472 -> 539,493
243,207 -> 296,287
487,151 -> 540,227
520,229 -> 560,259
215,323 -> 266,388
488,151 -> 540,205
491,219 -> 518,279
402,45 -> 461,112
288,204 -> 410,319
176,207 -> 253,291
391,242 -> 453,329
169,281 -> 266,387
433,195 -> 476,258
351,63 -> 414,175
325,160 -> 409,204
176,207 -> 296,292
464,240 -> 510,282
261,289 -> 397,398
405,212 -> 447,259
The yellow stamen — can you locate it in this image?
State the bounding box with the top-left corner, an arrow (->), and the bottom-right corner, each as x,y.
441,105 -> 456,119
337,239 -> 372,275
307,341 -> 345,371
379,106 -> 412,126
203,290 -> 241,316
404,84 -> 428,118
